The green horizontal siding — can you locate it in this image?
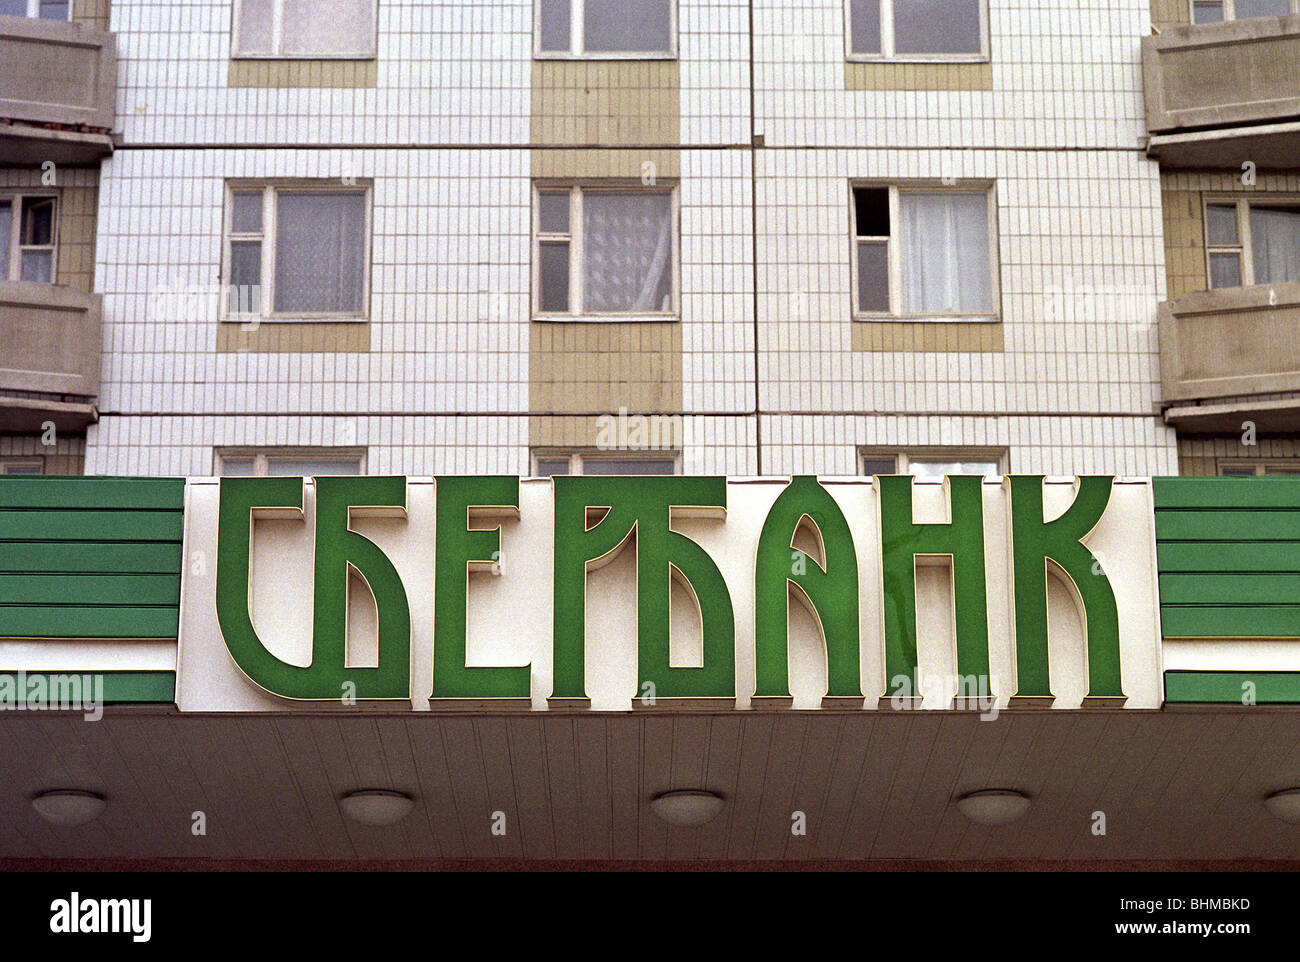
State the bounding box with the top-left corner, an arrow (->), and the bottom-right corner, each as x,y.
0,671 -> 175,704
1153,510 -> 1300,542
1161,606 -> 1300,638
1165,671 -> 1300,704
1155,541 -> 1300,574
1153,477 -> 1300,510
0,477 -> 185,641
1159,572 -> 1300,606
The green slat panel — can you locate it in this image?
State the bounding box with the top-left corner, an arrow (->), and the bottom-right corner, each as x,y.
0,541 -> 182,574
0,671 -> 175,704
1153,510 -> 1300,542
0,477 -> 185,510
0,606 -> 179,639
1165,671 -> 1300,704
0,511 -> 182,543
1160,605 -> 1300,638
0,573 -> 180,606
1153,476 -> 1300,509
1158,572 -> 1300,606
1155,541 -> 1300,574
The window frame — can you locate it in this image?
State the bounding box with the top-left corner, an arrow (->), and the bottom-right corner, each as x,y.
215,448 -> 368,477
1203,194 -> 1300,290
860,447 -> 1007,479
231,0 -> 379,60
849,181 -> 1001,322
0,458 -> 44,475
531,450 -> 681,476
1189,0 -> 1300,23
221,180 -> 372,322
0,1 -> 73,19
534,0 -> 678,60
844,0 -> 990,63
0,190 -> 59,285
1218,459 -> 1300,476
532,181 -> 680,321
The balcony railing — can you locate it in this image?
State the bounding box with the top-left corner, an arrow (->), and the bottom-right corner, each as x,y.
0,280 -> 101,432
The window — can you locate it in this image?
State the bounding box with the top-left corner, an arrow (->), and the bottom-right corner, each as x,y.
1205,198 -> 1300,290
223,183 -> 370,319
0,194 -> 57,284
537,0 -> 674,56
233,0 -> 376,58
533,452 -> 679,476
217,450 -> 365,477
0,460 -> 43,474
534,185 -> 677,318
847,0 -> 987,59
862,450 -> 1005,479
1192,0 -> 1296,23
851,185 -> 997,318
0,1 -> 71,19
1220,461 -> 1300,476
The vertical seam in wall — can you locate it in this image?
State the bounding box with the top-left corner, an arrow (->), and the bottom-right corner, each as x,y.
749,0 -> 762,476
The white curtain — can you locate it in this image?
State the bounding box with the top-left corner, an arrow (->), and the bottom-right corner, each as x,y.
584,0 -> 672,53
900,192 -> 992,314
1251,206 -> 1300,286
583,193 -> 673,313
236,0 -> 274,54
275,193 -> 366,314
282,0 -> 374,56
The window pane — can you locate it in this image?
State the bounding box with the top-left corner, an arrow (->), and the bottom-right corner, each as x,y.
857,241 -> 889,311
0,2 -> 26,16
583,192 -> 673,313
1209,252 -> 1242,288
21,197 -> 53,246
862,456 -> 897,476
538,0 -> 571,51
1250,205 -> 1300,286
849,0 -> 882,54
21,250 -> 52,283
539,242 -> 570,312
584,0 -> 671,53
275,192 -> 367,314
894,0 -> 982,55
900,192 -> 991,313
854,187 -> 889,237
236,0 -> 274,54
1265,466 -> 1300,475
535,458 -> 571,476
1206,204 -> 1239,246
0,202 -> 9,282
910,459 -> 999,479
281,0 -> 374,56
583,458 -> 676,475
538,192 -> 570,234
1236,0 -> 1290,18
1192,1 -> 1225,22
220,458 -> 258,477
1219,466 -> 1256,476
38,1 -> 69,19
269,458 -> 361,476
2,462 -> 43,474
229,241 -> 263,312
232,192 -> 263,234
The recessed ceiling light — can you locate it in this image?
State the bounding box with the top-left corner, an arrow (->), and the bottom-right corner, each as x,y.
32,790 -> 106,826
339,790 -> 414,827
650,790 -> 724,827
1264,788 -> 1300,823
955,789 -> 1030,826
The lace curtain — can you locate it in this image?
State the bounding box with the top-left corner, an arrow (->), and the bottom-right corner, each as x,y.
275,193 -> 367,314
583,193 -> 673,313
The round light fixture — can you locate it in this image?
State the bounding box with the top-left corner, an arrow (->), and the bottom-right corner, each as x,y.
650,790 -> 724,827
1264,788 -> 1300,823
32,790 -> 106,826
955,789 -> 1030,826
339,790 -> 415,827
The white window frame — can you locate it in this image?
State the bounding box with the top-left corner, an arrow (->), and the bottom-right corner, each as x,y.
531,450 -> 681,476
1190,0 -> 1300,23
2,1 -> 72,19
215,448 -> 367,477
1204,194 -> 1300,290
861,448 -> 1007,480
533,182 -> 680,321
0,191 -> 58,285
222,181 -> 372,322
1218,459 -> 1300,476
534,0 -> 677,59
850,181 -> 1000,322
845,0 -> 989,63
231,0 -> 378,60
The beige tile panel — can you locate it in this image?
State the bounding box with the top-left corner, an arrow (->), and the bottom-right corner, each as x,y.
844,61 -> 992,91
216,322 -> 371,353
530,148 -> 681,180
72,0 -> 110,31
1149,0 -> 1190,32
56,179 -> 99,294
227,59 -> 378,88
851,321 -> 1003,352
530,321 -> 682,413
1178,436 -> 1300,475
532,60 -> 679,145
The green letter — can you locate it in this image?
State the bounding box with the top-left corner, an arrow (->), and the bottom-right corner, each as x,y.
754,477 -> 861,702
877,475 -> 989,699
552,476 -> 734,703
1007,475 -> 1122,702
216,476 -> 411,700
432,476 -> 530,701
